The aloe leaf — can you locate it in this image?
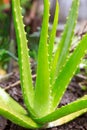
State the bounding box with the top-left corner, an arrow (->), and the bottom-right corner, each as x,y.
12,0 -> 35,115
0,87 -> 41,128
47,108 -> 87,128
34,95 -> 87,124
50,0 -> 79,84
51,34 -> 87,110
48,0 -> 59,64
34,0 -> 51,117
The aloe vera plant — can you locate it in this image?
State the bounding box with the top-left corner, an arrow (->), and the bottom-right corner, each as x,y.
0,0 -> 87,128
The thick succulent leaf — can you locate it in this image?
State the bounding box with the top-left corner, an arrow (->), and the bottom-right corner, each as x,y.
34,95 -> 87,124
47,108 -> 87,128
0,87 -> 41,128
50,0 -> 79,84
12,0 -> 35,116
48,0 -> 59,64
34,0 -> 50,117
51,34 -> 87,110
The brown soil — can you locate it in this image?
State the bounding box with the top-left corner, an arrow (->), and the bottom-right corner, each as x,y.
0,72 -> 87,130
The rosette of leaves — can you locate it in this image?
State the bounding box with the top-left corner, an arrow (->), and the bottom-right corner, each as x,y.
0,0 -> 87,129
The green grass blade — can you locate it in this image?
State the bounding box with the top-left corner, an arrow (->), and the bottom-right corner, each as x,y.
34,0 -> 50,117
34,95 -> 87,124
12,0 -> 35,115
0,87 -> 41,129
50,0 -> 79,84
48,0 -> 59,64
52,34 -> 87,110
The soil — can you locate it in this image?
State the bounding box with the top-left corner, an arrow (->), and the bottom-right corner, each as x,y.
0,71 -> 87,130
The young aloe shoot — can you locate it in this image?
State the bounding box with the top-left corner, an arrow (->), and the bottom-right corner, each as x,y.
0,0 -> 87,129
